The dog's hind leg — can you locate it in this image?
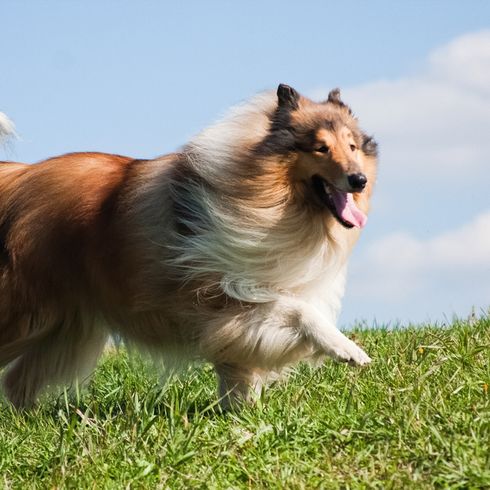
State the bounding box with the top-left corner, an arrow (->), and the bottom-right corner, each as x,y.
2,312 -> 108,408
214,363 -> 263,410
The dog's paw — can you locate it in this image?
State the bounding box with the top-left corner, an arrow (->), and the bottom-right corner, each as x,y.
329,338 -> 371,366
347,344 -> 372,366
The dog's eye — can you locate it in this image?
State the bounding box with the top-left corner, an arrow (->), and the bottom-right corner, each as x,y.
315,145 -> 329,153
350,144 -> 357,152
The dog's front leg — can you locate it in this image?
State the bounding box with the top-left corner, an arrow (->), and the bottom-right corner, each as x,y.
276,297 -> 371,366
209,297 -> 370,409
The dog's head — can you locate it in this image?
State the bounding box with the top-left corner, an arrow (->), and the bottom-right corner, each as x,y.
256,84 -> 378,229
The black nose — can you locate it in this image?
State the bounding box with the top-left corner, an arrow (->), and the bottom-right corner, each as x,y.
347,173 -> 367,191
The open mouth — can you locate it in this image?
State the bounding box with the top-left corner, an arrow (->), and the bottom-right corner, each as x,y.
311,175 -> 367,229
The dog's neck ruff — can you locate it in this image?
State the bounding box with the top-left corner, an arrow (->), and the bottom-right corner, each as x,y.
170,93 -> 350,304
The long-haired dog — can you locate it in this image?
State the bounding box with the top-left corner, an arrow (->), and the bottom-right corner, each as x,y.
0,85 -> 377,408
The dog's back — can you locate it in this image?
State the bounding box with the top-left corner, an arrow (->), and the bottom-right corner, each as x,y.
0,153 -> 132,342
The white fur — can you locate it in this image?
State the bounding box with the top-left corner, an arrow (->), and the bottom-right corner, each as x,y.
187,92 -> 277,178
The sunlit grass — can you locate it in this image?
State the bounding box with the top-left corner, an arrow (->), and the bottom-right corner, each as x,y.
1,317 -> 489,488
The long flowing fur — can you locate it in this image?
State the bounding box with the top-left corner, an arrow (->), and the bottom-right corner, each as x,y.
172,93 -> 348,303
0,86 -> 377,408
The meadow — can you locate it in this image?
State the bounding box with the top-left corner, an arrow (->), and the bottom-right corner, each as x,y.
0,316 -> 488,489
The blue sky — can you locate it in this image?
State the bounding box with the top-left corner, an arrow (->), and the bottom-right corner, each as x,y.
1,1 -> 489,326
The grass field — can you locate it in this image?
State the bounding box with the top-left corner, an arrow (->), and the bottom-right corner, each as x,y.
0,317 -> 489,489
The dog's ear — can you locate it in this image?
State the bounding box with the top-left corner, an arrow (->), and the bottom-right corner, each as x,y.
326,88 -> 342,104
277,84 -> 300,110
325,88 -> 353,115
362,134 -> 378,157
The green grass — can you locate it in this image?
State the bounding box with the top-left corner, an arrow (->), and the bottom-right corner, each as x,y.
1,318 -> 489,489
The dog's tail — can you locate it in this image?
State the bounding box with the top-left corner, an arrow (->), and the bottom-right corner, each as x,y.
0,112 -> 17,148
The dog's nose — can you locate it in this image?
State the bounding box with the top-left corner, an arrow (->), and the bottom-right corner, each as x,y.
347,173 -> 367,191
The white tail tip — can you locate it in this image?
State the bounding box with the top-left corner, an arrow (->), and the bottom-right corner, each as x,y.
0,112 -> 17,146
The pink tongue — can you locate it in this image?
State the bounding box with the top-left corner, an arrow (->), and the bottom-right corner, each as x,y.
329,187 -> 367,228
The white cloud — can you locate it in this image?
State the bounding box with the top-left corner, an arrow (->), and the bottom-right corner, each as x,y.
364,210 -> 490,275
429,32 -> 490,94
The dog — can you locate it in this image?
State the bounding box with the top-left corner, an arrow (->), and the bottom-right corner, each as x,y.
0,85 -> 378,408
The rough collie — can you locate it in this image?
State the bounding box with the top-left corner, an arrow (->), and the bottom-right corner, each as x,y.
0,85 -> 378,408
